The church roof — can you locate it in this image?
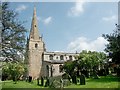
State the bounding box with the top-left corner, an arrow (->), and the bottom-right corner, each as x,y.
44,51 -> 79,56
44,60 -> 66,64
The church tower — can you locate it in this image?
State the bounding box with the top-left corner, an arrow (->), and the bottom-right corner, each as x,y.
28,6 -> 45,79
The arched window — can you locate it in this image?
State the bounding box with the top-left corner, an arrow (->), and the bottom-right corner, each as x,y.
69,55 -> 72,60
35,43 -> 38,48
60,55 -> 64,60
49,55 -> 53,60
59,65 -> 63,73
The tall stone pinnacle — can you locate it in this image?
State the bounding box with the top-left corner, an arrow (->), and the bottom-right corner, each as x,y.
30,6 -> 40,40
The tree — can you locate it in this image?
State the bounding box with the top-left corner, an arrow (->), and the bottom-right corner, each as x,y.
2,62 -> 26,82
77,50 -> 106,71
63,61 -> 76,77
0,2 -> 27,61
63,50 -> 107,79
103,24 -> 120,64
62,60 -> 77,83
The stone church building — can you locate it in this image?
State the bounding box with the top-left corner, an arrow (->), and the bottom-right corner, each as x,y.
28,7 -> 79,80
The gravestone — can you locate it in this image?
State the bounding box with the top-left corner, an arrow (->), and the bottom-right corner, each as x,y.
28,76 -> 32,82
80,74 -> 85,85
37,78 -> 39,85
41,76 -> 44,86
45,77 -> 50,87
60,78 -> 63,88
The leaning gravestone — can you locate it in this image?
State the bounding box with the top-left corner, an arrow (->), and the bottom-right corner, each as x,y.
80,74 -> 85,85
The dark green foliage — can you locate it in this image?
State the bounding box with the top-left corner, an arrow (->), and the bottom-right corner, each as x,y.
103,24 -> 120,64
0,2 -> 27,61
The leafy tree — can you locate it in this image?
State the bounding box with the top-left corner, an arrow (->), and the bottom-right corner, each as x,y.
77,50 -> 107,71
0,2 -> 27,61
62,60 -> 77,83
63,50 -> 107,79
2,62 -> 26,82
63,61 -> 76,77
103,24 -> 120,64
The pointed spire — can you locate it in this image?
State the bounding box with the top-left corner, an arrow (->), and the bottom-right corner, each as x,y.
29,6 -> 40,40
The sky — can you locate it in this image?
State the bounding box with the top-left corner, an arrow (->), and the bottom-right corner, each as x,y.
8,1 -> 118,53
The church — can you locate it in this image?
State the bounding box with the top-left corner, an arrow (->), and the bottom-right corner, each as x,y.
28,7 -> 79,80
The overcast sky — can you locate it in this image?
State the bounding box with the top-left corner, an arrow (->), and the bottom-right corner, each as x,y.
9,1 -> 118,53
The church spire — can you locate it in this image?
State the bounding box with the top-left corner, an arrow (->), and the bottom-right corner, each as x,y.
29,6 -> 40,40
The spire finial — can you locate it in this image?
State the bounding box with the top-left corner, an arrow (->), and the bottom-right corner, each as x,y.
33,4 -> 36,16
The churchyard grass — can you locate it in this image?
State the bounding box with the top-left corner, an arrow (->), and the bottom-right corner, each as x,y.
2,80 -> 47,88
1,75 -> 120,88
66,75 -> 120,88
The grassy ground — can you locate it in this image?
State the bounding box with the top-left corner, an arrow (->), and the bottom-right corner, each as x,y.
66,75 -> 120,88
1,80 -> 46,88
1,75 -> 120,88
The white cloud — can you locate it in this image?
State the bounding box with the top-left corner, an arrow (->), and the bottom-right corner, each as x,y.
43,16 -> 52,25
67,36 -> 108,52
68,0 -> 86,17
102,15 -> 117,22
16,4 -> 27,12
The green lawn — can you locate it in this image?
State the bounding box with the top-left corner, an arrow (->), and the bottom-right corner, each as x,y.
1,80 -> 46,88
66,75 -> 120,88
1,75 -> 120,88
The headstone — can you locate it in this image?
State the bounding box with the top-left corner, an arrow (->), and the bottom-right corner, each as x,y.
80,74 -> 85,85
41,76 -> 44,86
60,78 -> 63,88
74,75 -> 77,85
28,76 -> 32,82
45,77 -> 49,87
37,78 -> 39,85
